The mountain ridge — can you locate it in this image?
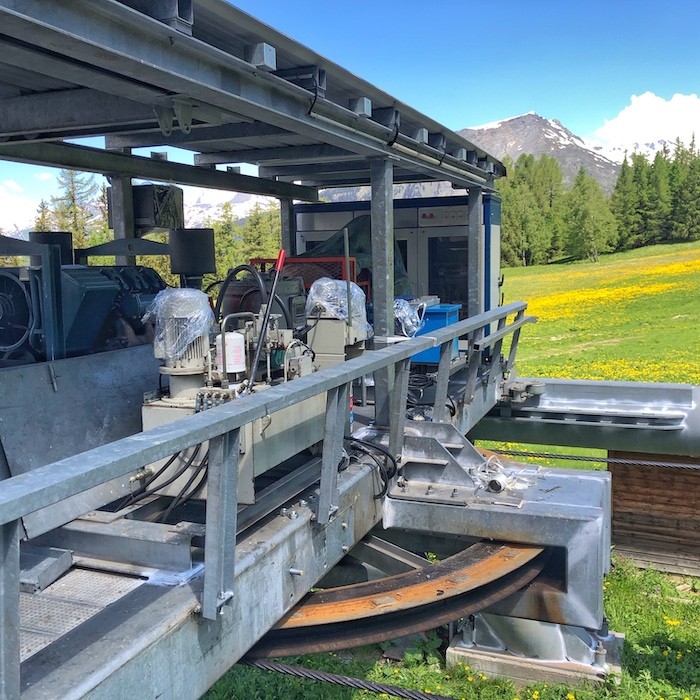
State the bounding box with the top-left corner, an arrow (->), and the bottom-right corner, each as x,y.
458,113 -> 620,193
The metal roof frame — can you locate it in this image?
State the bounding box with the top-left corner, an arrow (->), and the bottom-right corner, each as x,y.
0,0 -> 504,195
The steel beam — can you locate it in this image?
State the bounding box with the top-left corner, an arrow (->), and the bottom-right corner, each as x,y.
105,123 -> 291,150
0,88 -> 157,137
0,37 -> 166,105
0,142 -> 318,201
467,186 -> 484,317
370,157 -> 395,426
194,144 -> 358,166
0,520 -> 20,700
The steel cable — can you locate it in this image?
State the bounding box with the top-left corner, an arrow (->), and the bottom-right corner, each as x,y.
490,448 -> 700,470
241,659 -> 456,700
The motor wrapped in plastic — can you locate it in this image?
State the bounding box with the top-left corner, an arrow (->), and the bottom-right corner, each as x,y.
394,298 -> 424,337
143,288 -> 213,362
305,277 -> 371,335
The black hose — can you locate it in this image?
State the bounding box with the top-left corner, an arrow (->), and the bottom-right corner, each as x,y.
125,443 -> 203,507
344,437 -> 398,479
158,451 -> 209,522
214,264 -> 268,322
239,288 -> 294,329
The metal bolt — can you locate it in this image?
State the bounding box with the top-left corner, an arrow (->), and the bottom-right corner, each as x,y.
341,545 -> 349,553
288,568 -> 304,576
299,499 -> 308,507
280,508 -> 289,517
341,522 -> 348,529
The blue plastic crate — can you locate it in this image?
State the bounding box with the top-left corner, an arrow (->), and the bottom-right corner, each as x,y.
412,303 -> 462,364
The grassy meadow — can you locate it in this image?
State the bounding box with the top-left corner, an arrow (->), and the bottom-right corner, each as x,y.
207,242 -> 700,700
502,240 -> 700,384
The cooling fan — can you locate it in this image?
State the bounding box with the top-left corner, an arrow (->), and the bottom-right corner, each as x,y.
0,270 -> 33,353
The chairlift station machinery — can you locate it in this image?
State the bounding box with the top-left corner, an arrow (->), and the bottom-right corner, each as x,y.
0,2 -> 699,698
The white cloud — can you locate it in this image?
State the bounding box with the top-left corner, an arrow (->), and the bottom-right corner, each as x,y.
595,92 -> 700,148
34,172 -> 55,182
2,179 -> 24,194
0,183 -> 36,233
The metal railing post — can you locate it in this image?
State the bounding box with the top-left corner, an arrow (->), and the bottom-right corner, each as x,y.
1,519 -> 20,700
317,383 -> 350,525
202,429 -> 240,620
388,358 -> 411,460
506,309 -> 525,371
432,341 -> 453,423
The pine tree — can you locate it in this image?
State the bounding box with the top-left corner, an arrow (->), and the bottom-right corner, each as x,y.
238,203 -> 281,265
203,201 -> 244,289
647,152 -> 672,243
672,156 -> 700,241
564,169 -> 617,262
34,200 -> 53,232
610,156 -> 635,249
50,169 -> 99,249
496,154 -> 563,266
628,153 -> 653,248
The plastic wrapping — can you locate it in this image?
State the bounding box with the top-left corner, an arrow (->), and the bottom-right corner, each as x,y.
394,298 -> 424,337
305,277 -> 371,333
142,288 -> 214,360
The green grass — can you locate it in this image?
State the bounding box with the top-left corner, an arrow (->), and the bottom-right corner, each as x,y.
207,243 -> 700,700
501,240 -> 700,384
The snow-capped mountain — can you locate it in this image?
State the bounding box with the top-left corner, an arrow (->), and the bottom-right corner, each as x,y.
584,138 -> 671,164
184,189 -> 278,228
183,112 -> 632,225
459,112 -> 620,193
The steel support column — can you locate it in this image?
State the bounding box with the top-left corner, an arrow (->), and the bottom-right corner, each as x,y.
370,158 -> 394,426
280,197 -> 295,255
0,519 -> 20,700
203,429 -> 240,620
467,186 -> 484,317
109,172 -> 136,267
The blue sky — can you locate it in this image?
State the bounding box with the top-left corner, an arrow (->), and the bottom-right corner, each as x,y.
2,0 -> 700,232
229,0 -> 700,138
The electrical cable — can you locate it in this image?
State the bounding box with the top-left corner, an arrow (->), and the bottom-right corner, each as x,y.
116,451 -> 181,510
158,451 -> 210,522
123,443 -> 203,508
344,437 -> 398,479
203,279 -> 224,294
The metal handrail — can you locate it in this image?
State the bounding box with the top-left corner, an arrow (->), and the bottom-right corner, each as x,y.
0,301 -> 529,699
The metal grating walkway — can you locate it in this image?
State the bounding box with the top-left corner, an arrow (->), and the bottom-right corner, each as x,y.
20,568 -> 145,662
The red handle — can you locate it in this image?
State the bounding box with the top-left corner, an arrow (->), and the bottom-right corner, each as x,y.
274,249 -> 286,272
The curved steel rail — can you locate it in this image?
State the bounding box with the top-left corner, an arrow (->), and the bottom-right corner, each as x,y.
250,541 -> 548,656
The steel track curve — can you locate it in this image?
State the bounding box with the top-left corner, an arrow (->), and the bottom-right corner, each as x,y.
250,540 -> 548,657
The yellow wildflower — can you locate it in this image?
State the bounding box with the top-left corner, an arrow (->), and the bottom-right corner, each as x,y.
532,691 -> 540,700
567,694 -> 576,700
467,675 -> 473,682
